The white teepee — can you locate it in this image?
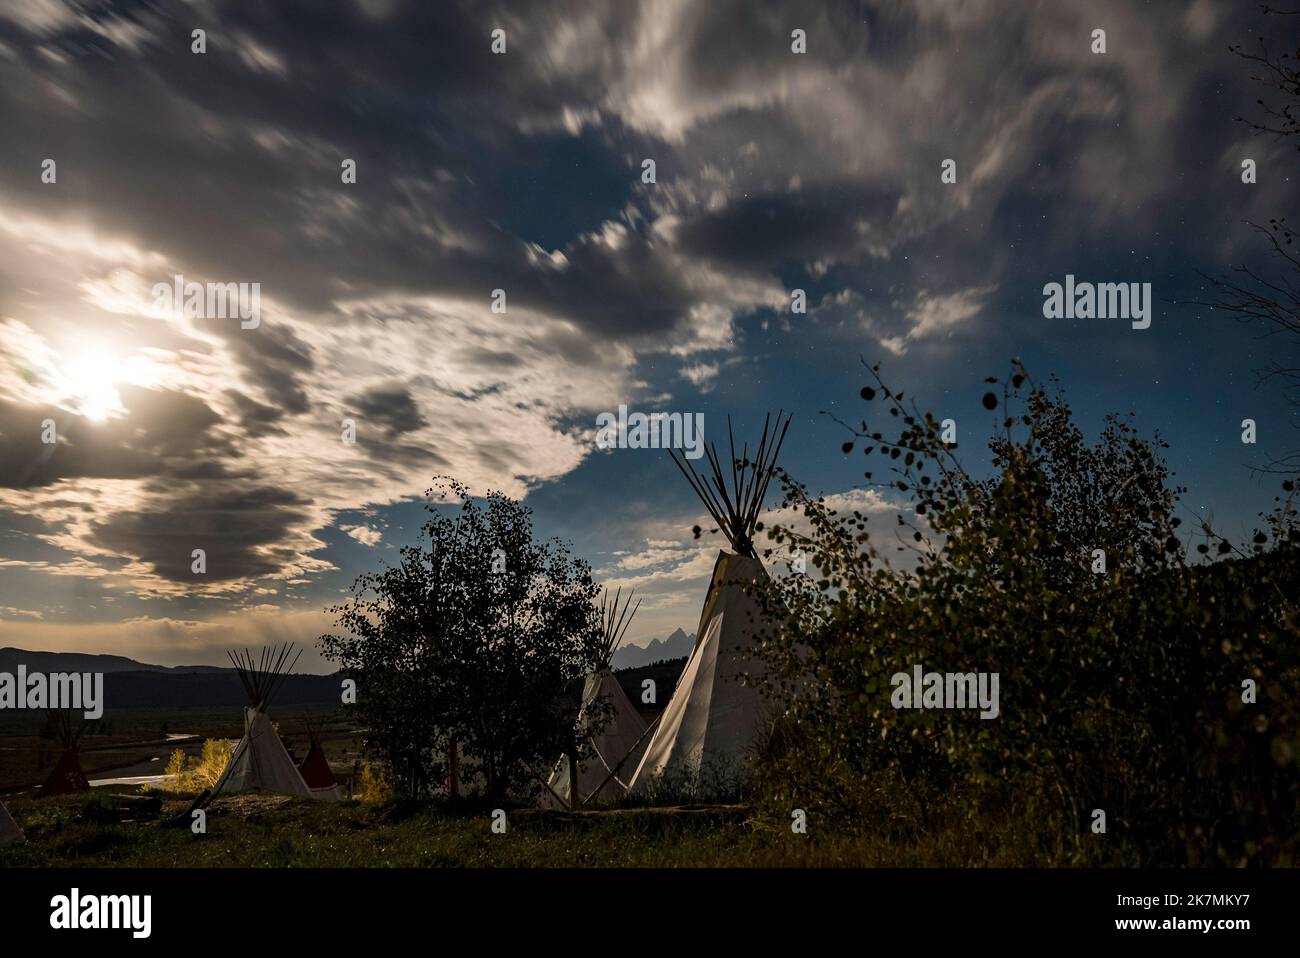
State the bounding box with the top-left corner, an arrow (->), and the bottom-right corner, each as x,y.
209,645 -> 321,801
629,552 -> 774,795
629,413 -> 790,799
544,589 -> 649,808
545,671 -> 649,807
0,800 -> 24,846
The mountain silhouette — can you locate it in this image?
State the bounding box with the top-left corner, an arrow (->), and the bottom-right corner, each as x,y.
611,628 -> 694,670
0,647 -> 223,674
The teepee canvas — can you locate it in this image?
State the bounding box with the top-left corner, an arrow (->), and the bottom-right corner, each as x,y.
544,589 -> 649,808
36,711 -> 91,797
629,413 -> 789,798
209,645 -> 315,801
0,800 -> 24,846
298,720 -> 343,801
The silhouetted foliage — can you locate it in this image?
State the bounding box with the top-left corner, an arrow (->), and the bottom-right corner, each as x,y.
321,478 -> 608,802
755,362 -> 1299,865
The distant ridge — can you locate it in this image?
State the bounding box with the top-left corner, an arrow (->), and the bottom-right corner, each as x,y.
0,648 -> 339,716
0,647 -> 225,675
611,628 -> 694,670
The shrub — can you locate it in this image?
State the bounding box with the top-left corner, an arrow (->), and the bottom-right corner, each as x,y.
756,362 -> 1299,865
355,762 -> 394,803
165,739 -> 235,794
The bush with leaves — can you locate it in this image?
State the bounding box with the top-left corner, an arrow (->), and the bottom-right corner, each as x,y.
756,362 -> 1299,865
354,761 -> 394,803
321,478 -> 609,803
163,739 -> 234,794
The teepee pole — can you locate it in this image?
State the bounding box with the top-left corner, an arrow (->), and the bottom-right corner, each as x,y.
668,411 -> 790,559
579,710 -> 663,808
537,772 -> 570,810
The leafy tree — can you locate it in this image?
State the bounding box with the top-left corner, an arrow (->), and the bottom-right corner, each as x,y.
755,362 -> 1299,864
321,478 -> 607,802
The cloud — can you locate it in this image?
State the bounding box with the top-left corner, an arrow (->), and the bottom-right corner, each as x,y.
351,385 -> 427,438
341,524 -> 383,547
0,0 -> 1274,631
0,606 -> 44,621
0,386 -> 237,490
90,483 -> 317,584
0,0 -> 79,33
898,285 -> 998,349
0,606 -> 339,672
1184,0 -> 1220,42
808,283 -> 994,356
680,362 -> 719,390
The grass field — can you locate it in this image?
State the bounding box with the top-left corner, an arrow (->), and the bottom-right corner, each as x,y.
0,788 -> 1115,867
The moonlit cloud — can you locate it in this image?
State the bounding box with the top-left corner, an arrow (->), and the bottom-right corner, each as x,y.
341,524 -> 383,547
0,0 -> 1289,665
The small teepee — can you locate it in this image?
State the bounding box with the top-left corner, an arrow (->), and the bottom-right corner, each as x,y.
0,800 -> 25,845
36,711 -> 91,797
298,718 -> 343,801
209,644 -> 315,801
544,588 -> 649,808
629,412 -> 790,799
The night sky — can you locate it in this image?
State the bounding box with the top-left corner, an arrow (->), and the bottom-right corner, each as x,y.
0,0 -> 1293,670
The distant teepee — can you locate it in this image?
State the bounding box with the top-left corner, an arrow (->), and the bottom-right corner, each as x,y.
544,588 -> 649,808
629,412 -> 790,799
298,718 -> 343,801
36,710 -> 91,798
209,644 -> 318,801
